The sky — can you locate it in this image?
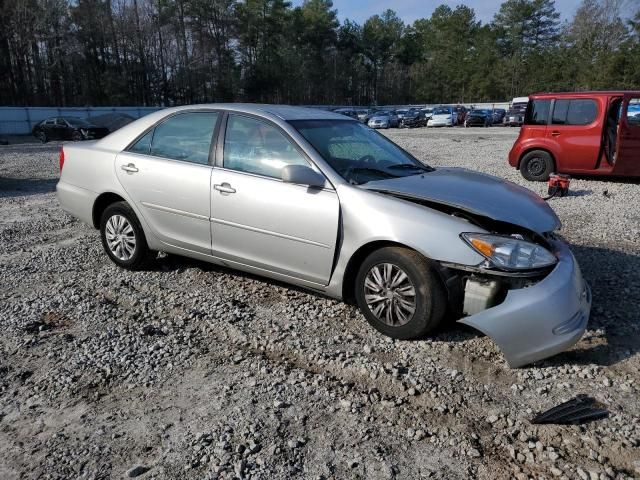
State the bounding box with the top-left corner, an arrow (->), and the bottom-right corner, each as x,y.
290,0 -> 585,25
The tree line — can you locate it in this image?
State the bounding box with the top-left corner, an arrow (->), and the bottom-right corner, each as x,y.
1,0 -> 639,107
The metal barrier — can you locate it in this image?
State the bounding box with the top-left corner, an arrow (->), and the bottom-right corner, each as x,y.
0,102 -> 513,136
0,107 -> 162,135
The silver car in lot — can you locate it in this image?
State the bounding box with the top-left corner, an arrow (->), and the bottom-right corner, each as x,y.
367,111 -> 399,129
56,104 -> 590,367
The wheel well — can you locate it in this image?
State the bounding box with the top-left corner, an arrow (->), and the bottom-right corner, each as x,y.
92,192 -> 126,229
518,148 -> 556,170
341,240 -> 420,304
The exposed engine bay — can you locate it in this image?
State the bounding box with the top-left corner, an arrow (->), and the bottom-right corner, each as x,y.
382,191 -> 556,318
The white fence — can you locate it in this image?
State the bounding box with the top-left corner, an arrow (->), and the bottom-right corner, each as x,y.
0,106 -> 162,135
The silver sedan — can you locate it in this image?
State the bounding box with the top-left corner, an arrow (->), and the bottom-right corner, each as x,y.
56,104 -> 590,367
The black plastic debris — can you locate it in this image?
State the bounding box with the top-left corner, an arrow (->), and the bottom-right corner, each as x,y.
531,394 -> 608,425
141,324 -> 165,336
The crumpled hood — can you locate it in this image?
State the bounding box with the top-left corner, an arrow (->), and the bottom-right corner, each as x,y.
362,167 -> 561,234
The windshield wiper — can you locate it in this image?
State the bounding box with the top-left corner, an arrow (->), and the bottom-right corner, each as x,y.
387,163 -> 434,172
347,167 -> 398,178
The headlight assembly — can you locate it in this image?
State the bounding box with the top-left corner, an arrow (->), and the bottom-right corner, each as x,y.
461,233 -> 557,271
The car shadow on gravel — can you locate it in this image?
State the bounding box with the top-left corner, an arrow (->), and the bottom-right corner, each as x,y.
538,244 -> 640,368
0,177 -> 58,198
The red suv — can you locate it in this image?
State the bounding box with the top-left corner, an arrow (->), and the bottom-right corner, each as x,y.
508,91 -> 640,181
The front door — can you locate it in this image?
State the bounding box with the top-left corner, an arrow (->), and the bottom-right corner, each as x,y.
546,97 -> 601,171
210,113 -> 340,285
115,111 -> 220,254
614,95 -> 640,176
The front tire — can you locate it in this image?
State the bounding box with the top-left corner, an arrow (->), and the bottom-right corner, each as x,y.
72,131 -> 83,141
520,150 -> 554,181
36,131 -> 47,143
355,247 -> 446,340
100,201 -> 153,270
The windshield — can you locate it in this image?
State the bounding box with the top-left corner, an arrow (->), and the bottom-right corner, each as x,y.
470,110 -> 486,115
433,107 -> 450,115
290,119 -> 434,185
64,117 -> 92,127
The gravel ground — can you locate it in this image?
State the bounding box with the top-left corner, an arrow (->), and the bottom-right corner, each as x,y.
0,128 -> 639,480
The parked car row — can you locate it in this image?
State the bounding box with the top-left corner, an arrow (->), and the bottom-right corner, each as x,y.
331,105 -> 515,129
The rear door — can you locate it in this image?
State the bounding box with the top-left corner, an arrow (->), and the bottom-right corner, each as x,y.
546,98 -> 601,171
210,113 -> 340,285
115,111 -> 220,254
614,95 -> 640,176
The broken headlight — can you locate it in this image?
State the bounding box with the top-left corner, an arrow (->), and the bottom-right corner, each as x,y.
461,233 -> 557,271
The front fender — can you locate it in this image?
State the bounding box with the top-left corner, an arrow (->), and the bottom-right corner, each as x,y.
326,186 -> 486,298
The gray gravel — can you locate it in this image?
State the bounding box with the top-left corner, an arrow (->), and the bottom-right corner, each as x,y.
0,128 -> 639,480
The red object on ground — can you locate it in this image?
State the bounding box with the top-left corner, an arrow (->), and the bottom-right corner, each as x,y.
548,173 -> 571,197
59,146 -> 65,171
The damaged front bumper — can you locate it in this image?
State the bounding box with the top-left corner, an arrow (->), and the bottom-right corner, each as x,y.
457,240 -> 591,368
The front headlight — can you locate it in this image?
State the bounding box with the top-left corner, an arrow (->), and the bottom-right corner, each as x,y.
461,233 -> 557,271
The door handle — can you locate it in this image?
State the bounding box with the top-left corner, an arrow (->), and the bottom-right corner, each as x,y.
121,163 -> 139,173
214,182 -> 236,194
551,131 -> 561,137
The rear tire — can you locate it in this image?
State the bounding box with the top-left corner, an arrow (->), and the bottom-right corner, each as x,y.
520,150 -> 554,182
36,131 -> 47,143
72,131 -> 83,141
100,201 -> 154,270
355,247 -> 446,340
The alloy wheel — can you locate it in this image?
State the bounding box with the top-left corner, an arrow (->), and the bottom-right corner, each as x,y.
105,214 -> 136,261
364,263 -> 416,326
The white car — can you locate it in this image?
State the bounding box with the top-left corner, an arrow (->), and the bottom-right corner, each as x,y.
427,107 -> 457,127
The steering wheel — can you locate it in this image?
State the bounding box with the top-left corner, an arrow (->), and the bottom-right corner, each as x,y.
358,154 -> 376,165
342,155 -> 378,184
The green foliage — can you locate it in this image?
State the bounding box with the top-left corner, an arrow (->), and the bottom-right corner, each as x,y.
0,0 -> 638,106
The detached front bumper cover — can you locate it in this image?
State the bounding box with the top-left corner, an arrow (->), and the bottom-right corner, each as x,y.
458,240 -> 591,368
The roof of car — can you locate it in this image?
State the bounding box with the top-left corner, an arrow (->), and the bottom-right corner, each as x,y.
176,103 -> 350,121
531,91 -> 640,98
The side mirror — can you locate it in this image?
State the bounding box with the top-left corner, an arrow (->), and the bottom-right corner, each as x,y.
281,164 -> 326,188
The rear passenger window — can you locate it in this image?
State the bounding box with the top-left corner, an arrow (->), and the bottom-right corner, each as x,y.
129,130 -> 153,155
566,100 -> 597,125
525,100 -> 551,125
552,99 -> 598,125
150,112 -> 218,164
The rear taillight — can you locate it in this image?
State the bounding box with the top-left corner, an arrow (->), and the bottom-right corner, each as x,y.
59,147 -> 65,171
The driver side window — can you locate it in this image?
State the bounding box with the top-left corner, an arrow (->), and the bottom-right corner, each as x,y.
223,115 -> 309,178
